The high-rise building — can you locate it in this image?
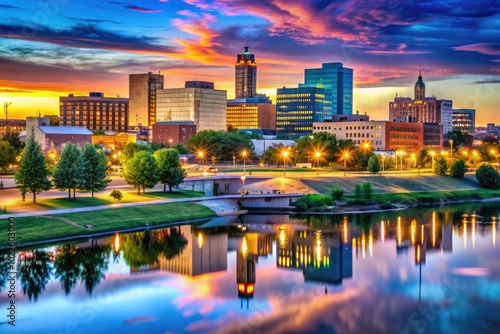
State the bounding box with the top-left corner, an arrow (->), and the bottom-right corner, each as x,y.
156,81 -> 227,132
452,109 -> 475,134
235,46 -> 257,99
129,72 -> 164,129
301,62 -> 353,115
389,72 -> 453,134
226,96 -> 276,131
60,92 -> 129,132
276,87 -> 328,138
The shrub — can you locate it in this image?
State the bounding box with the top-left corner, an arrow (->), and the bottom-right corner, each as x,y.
294,200 -> 308,212
362,182 -> 374,200
476,164 -> 500,189
331,188 -> 344,200
434,157 -> 448,175
354,184 -> 362,199
367,155 -> 381,174
109,190 -> 123,202
450,159 -> 466,178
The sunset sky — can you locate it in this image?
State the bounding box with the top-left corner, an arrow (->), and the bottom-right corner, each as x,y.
0,0 -> 499,125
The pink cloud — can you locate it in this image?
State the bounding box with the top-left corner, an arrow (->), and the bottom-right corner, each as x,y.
452,43 -> 500,56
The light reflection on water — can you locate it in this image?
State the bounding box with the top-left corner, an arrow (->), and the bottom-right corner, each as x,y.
1,202 -> 500,334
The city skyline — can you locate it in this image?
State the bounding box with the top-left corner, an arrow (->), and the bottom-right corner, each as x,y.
0,0 -> 499,125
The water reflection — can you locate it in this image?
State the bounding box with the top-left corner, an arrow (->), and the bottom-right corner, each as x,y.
3,202 -> 500,333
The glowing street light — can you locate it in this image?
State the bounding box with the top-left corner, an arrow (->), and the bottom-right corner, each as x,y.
430,151 -> 436,171
449,139 -> 453,160
343,151 -> 349,176
282,150 -> 289,176
396,150 -> 405,171
472,150 -> 478,165
241,150 -> 248,175
197,151 -> 204,165
315,151 -> 321,175
381,155 -> 386,173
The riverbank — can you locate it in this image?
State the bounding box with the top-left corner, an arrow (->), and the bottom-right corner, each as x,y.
0,201 -> 216,248
295,189 -> 500,215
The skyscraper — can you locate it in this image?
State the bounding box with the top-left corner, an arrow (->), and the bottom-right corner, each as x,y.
302,62 -> 353,115
276,87 -> 328,138
235,47 -> 257,99
129,72 -> 164,129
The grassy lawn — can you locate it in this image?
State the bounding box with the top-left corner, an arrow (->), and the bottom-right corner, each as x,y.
0,201 -> 216,246
372,189 -> 500,205
4,190 -> 204,214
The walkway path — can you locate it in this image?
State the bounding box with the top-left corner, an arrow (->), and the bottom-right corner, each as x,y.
44,215 -> 83,228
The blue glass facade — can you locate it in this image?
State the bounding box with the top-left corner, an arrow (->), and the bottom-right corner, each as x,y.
276,87 -> 328,138
301,62 -> 353,115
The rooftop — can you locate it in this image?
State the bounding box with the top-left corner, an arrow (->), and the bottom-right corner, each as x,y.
39,126 -> 93,135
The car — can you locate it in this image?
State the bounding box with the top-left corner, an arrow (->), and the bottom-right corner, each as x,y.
207,166 -> 218,173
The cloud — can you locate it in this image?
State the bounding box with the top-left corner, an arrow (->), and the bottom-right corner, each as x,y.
126,5 -> 163,13
0,23 -> 177,57
0,4 -> 22,9
452,43 -> 500,55
473,80 -> 500,84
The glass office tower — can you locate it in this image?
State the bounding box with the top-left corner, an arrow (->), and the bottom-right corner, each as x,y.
301,62 -> 353,115
276,87 -> 328,138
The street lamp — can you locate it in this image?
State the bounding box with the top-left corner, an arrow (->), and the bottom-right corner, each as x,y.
491,149 -> 498,171
198,151 -> 204,166
381,155 -> 385,173
397,151 -> 404,172
241,150 -> 247,175
315,151 -> 321,175
343,151 -> 349,176
169,139 -> 173,147
233,155 -> 236,170
282,150 -> 289,176
430,151 -> 436,171
449,139 -> 453,160
472,150 -> 478,165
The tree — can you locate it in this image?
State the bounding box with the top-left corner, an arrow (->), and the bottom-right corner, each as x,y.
123,151 -> 159,194
450,159 -> 467,178
354,184 -> 362,199
362,182 -> 374,200
174,143 -> 189,154
1,131 -> 24,153
154,148 -> 186,192
80,144 -> 111,197
110,190 -> 123,202
476,164 -> 500,189
14,131 -> 52,203
0,140 -> 16,171
434,157 -> 448,175
53,143 -> 84,200
121,142 -> 150,165
367,155 -> 381,174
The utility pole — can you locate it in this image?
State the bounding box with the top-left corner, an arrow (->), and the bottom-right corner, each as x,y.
4,102 -> 12,120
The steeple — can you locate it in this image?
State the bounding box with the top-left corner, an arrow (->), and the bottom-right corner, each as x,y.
414,70 -> 425,100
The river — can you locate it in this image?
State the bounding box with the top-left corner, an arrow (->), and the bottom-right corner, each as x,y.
1,202 -> 499,334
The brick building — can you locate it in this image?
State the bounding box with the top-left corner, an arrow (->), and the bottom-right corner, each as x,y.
152,121 -> 196,146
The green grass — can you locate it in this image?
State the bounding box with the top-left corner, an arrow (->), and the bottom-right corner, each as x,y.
4,190 -> 204,213
0,201 -> 216,246
372,189 -> 500,205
